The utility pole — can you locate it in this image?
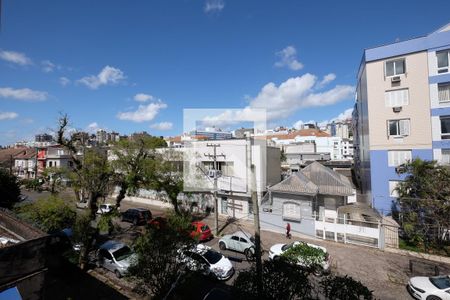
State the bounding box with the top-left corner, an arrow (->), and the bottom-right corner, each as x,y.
247,136 -> 263,297
204,143 -> 225,235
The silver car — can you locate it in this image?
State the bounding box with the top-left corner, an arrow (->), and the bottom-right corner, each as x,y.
218,230 -> 255,259
96,240 -> 136,278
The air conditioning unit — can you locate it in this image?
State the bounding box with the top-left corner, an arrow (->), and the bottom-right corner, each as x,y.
393,106 -> 402,113
391,76 -> 401,83
207,169 -> 222,178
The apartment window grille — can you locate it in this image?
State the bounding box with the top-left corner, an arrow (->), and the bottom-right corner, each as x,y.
385,89 -> 409,107
437,50 -> 450,73
438,83 -> 450,103
385,59 -> 405,77
388,150 -> 411,167
388,119 -> 410,137
440,116 -> 450,140
389,181 -> 401,198
441,149 -> 450,165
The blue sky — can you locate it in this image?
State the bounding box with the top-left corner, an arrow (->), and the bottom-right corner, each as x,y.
0,0 -> 449,145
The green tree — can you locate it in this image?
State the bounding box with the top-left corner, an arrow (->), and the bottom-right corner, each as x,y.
16,195 -> 76,232
232,260 -> 313,300
281,242 -> 326,273
56,114 -> 115,269
127,211 -> 194,298
396,158 -> 450,249
0,169 -> 21,209
150,150 -> 184,215
111,136 -> 166,210
320,275 -> 373,300
42,166 -> 70,194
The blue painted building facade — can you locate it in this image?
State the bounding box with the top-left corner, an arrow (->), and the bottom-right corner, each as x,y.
354,23 -> 450,213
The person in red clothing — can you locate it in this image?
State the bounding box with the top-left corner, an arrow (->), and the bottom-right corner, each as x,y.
286,223 -> 291,239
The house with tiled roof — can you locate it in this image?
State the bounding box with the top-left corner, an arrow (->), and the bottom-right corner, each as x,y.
13,148 -> 37,179
258,162 -> 388,248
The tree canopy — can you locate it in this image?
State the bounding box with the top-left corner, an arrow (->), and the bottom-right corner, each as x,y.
0,169 -> 21,209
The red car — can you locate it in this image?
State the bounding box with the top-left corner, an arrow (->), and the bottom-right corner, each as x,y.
190,221 -> 213,241
148,216 -> 168,229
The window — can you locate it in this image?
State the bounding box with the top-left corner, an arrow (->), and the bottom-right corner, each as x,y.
437,50 -> 449,73
388,119 -> 410,137
441,149 -> 450,165
48,161 -> 53,167
385,89 -> 409,107
388,150 -> 411,167
282,202 -> 300,221
389,181 -> 401,198
231,236 -> 239,241
221,197 -> 228,214
239,237 -> 248,243
440,116 -> 450,139
385,59 -> 405,77
438,83 -> 450,103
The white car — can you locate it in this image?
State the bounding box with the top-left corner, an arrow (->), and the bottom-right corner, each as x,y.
408,275 -> 450,300
268,240 -> 330,273
218,230 -> 255,259
96,203 -> 115,214
178,244 -> 234,280
96,240 -> 136,278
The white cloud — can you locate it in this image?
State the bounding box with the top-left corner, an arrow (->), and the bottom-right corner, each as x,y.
274,46 -> 303,71
0,50 -> 32,66
85,122 -> 102,133
134,93 -> 154,102
0,111 -> 18,121
0,87 -> 48,101
204,0 -> 225,13
41,60 -> 61,73
317,73 -> 336,88
78,66 -> 126,89
150,122 -> 173,131
249,73 -> 354,120
117,101 -> 167,122
59,77 -> 71,86
292,107 -> 354,130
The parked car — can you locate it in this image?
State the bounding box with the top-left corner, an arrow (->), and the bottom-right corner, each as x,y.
76,199 -> 89,209
121,208 -> 152,225
190,221 -> 213,241
60,228 -> 82,251
408,275 -> 450,300
96,240 -> 136,278
148,216 -> 168,229
268,240 -> 330,274
178,244 -> 234,281
96,203 -> 115,214
218,230 -> 255,259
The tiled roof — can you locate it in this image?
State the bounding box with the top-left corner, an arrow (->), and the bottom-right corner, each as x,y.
301,162 -> 354,196
13,148 -> 37,159
266,129 -> 330,140
0,148 -> 28,167
269,172 -> 318,195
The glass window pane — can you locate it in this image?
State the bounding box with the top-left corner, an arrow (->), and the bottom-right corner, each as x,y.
438,83 -> 450,102
441,117 -> 450,134
437,51 -> 449,68
395,60 -> 405,75
389,121 -> 398,136
386,61 -> 394,76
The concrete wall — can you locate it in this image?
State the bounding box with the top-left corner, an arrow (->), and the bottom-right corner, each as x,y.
260,193 -> 316,237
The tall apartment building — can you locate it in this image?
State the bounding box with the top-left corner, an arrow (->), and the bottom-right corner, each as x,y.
354,23 -> 450,213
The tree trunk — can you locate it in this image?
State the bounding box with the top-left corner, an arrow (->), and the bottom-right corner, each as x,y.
115,182 -> 127,210
79,192 -> 99,270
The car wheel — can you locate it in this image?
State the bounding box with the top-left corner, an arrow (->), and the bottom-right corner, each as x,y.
426,296 -> 442,300
219,242 -> 227,250
245,248 -> 255,261
114,270 -> 122,278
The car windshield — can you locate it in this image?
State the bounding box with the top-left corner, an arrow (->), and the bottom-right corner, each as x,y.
429,276 -> 450,289
250,236 -> 255,244
203,250 -> 222,264
141,211 -> 150,218
281,242 -> 296,251
201,225 -> 209,231
113,246 -> 133,261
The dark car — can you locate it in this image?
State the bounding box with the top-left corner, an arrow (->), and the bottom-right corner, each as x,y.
121,208 -> 152,225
